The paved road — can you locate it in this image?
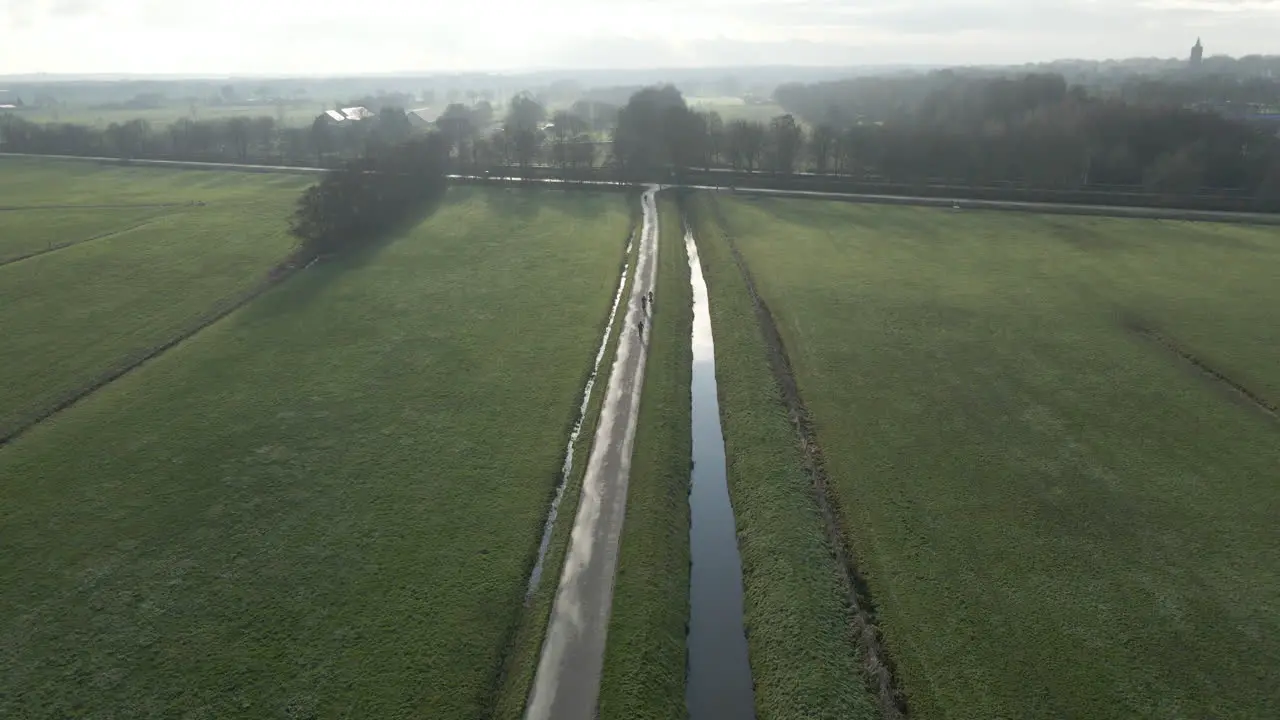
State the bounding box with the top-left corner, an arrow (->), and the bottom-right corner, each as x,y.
6,153 -> 1278,224
524,187 -> 660,720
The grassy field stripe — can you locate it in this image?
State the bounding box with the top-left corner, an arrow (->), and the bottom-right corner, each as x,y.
0,254 -> 309,448
0,215 -> 172,268
704,192 -> 908,720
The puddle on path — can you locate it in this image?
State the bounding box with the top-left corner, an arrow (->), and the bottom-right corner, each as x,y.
526,241 -> 633,597
685,226 -> 755,718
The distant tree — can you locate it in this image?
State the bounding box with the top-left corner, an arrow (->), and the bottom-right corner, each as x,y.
105,119 -> 150,159
703,111 -> 725,169
724,120 -> 765,171
505,93 -> 546,169
374,107 -> 413,144
810,124 -> 837,173
436,104 -> 476,164
226,117 -> 251,161
290,133 -> 450,258
766,114 -> 804,174
613,85 -> 696,179
310,115 -> 332,166
250,116 -> 277,159
472,100 -> 495,129
550,110 -> 590,171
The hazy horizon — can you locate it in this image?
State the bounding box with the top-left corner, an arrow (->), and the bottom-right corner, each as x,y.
2,0 -> 1277,76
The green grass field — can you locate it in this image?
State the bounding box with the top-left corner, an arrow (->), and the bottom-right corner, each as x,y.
687,97 -> 790,124
7,103 -> 322,129
0,181 -> 629,718
0,156 -> 309,207
699,194 -> 1280,719
597,196 -> 693,719
0,167 -> 313,440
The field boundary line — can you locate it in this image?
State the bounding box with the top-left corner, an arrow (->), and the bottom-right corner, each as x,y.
0,252 -> 313,448
0,215 -> 173,268
703,192 -> 908,720
1126,319 -> 1278,421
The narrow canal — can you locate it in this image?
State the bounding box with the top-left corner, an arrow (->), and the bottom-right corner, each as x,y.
685,225 -> 755,719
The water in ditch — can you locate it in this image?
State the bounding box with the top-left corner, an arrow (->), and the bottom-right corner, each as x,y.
685,226 -> 755,719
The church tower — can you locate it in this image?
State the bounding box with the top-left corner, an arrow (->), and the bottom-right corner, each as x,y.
1190,38 -> 1204,66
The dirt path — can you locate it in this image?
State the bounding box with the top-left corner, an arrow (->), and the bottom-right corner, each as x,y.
524,186 -> 661,720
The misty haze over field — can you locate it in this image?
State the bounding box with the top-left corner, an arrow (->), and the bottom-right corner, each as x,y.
2,0 -> 1278,75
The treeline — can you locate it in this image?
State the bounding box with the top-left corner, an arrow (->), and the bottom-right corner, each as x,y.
770,72 -> 1280,199
0,111 -> 418,167
289,134 -> 450,258
6,74 -> 1280,209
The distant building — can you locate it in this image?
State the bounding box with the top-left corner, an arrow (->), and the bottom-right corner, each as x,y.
316,107 -> 375,125
406,108 -> 436,128
0,90 -> 24,110
1190,38 -> 1204,67
340,106 -> 374,121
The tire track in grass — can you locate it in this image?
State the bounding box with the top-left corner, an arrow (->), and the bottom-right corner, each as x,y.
0,214 -> 173,268
704,192 -> 908,720
1124,318 -> 1278,422
0,253 -> 313,448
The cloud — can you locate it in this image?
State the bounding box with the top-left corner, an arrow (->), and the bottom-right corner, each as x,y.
1,0 -> 1276,74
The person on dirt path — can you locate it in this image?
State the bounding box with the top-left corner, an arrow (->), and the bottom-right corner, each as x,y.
638,320 -> 645,336
647,291 -> 654,308
641,295 -> 647,313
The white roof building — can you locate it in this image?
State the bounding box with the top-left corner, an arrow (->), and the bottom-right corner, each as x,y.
341,107 -> 375,121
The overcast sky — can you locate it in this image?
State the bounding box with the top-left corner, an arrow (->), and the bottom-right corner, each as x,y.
1,0 -> 1276,75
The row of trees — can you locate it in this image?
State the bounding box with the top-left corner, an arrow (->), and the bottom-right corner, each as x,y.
0,95 -> 604,173
5,75 -> 1280,202
289,134 -> 450,258
0,112 -> 416,166
767,72 -> 1280,195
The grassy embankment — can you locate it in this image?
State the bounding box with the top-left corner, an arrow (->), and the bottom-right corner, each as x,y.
596,194 -> 694,719
0,185 -> 628,719
690,194 -> 881,720
704,194 -> 1280,719
490,190 -> 639,720
0,166 -> 314,440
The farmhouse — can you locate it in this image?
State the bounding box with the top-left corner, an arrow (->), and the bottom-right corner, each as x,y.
317,106 -> 375,125
406,108 -> 436,129
340,106 -> 374,121
0,90 -> 24,110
